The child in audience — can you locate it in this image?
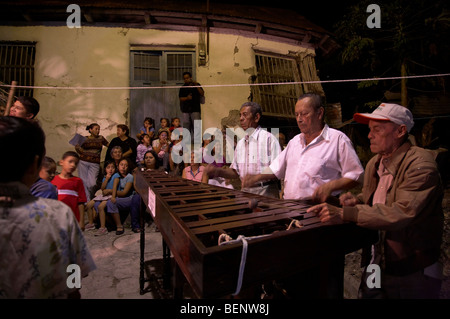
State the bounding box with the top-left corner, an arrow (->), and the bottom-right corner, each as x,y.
52,151 -> 87,229
104,158 -> 135,235
136,133 -> 153,167
136,117 -> 155,141
157,117 -> 170,136
85,160 -> 117,235
30,156 -> 58,199
169,117 -> 181,132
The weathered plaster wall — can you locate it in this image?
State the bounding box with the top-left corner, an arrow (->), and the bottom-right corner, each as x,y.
0,25 -> 314,163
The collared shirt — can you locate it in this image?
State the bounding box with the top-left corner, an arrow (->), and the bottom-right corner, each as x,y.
183,165 -> 205,182
373,157 -> 394,205
230,126 -> 281,180
269,124 -> 364,200
0,182 -> 96,298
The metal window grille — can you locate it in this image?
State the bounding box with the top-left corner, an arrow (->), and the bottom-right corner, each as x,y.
0,41 -> 36,97
252,54 -> 303,118
131,51 -> 194,84
132,52 -> 161,82
167,53 -> 193,82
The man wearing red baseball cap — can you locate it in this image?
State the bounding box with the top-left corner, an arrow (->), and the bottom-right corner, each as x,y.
308,103 -> 444,299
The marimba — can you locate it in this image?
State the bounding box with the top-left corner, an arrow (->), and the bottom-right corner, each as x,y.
135,169 -> 377,298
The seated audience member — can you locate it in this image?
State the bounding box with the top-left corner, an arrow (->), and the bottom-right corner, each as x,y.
157,117 -> 170,137
104,158 -> 139,234
169,129 -> 185,176
52,151 -> 87,230
85,160 -> 117,235
141,150 -> 162,171
105,124 -> 138,166
152,129 -> 171,171
182,151 -> 204,182
30,156 -> 58,199
109,145 -> 123,168
136,133 -> 153,167
0,116 -> 96,298
169,116 -> 182,132
136,117 -> 155,141
8,96 -> 40,120
308,103 -> 444,299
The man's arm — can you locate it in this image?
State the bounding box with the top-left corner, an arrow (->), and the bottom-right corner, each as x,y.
193,82 -> 204,96
204,164 -> 240,180
241,173 -> 277,188
312,177 -> 360,203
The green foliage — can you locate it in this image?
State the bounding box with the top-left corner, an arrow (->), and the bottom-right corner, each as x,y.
329,0 -> 449,108
357,80 -> 379,90
341,37 -> 375,64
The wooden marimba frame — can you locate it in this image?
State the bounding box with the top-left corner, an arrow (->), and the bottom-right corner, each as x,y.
135,169 -> 377,299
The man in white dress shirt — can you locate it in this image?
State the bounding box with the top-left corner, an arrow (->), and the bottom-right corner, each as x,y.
243,93 -> 364,203
204,102 -> 281,198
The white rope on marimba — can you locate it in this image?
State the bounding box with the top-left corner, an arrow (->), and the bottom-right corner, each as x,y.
232,235 -> 247,296
286,219 -> 303,230
217,217 -> 304,295
218,233 -> 271,296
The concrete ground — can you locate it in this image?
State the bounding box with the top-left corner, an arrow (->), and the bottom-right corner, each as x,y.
80,219 -> 168,299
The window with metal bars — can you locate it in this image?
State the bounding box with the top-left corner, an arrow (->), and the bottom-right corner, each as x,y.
0,41 -> 36,98
131,50 -> 194,84
251,53 -> 303,118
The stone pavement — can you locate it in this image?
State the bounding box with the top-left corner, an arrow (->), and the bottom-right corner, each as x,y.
79,219 -> 170,299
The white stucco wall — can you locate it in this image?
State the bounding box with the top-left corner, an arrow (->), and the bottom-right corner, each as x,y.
0,25 -> 314,163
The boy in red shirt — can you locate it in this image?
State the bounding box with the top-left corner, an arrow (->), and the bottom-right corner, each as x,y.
52,151 -> 87,230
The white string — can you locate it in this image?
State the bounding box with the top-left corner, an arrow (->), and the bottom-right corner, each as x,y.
219,233 -> 271,296
232,235 -> 247,296
0,73 -> 449,90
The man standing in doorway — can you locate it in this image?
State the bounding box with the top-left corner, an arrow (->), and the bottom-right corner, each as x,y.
179,72 -> 204,143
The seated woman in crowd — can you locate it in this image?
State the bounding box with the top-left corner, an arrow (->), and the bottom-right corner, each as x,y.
152,129 -> 171,171
105,124 -> 137,166
109,146 -> 123,168
141,150 -> 162,171
182,151 -> 204,182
